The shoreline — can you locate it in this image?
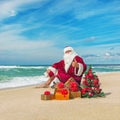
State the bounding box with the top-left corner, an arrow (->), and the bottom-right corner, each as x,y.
0,72 -> 120,91
0,84 -> 36,91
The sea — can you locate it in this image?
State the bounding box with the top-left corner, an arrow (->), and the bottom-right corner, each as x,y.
0,64 -> 120,89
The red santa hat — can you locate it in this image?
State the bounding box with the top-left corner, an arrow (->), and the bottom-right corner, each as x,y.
64,46 -> 74,53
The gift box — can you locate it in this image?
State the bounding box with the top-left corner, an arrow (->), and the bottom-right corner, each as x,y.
65,78 -> 80,90
54,88 -> 69,100
41,91 -> 54,100
65,78 -> 76,88
70,91 -> 81,99
41,94 -> 54,100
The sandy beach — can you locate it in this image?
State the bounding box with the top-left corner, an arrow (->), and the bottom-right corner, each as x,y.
0,72 -> 120,120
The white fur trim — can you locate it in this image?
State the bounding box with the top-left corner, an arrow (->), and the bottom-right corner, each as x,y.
64,46 -> 73,53
74,63 -> 83,76
47,66 -> 57,75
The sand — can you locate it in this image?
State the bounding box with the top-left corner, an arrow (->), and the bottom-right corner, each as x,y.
0,72 -> 120,120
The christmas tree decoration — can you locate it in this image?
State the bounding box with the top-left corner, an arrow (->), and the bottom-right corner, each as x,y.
81,66 -> 105,98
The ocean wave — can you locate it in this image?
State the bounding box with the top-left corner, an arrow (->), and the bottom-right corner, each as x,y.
0,64 -> 120,89
96,71 -> 120,74
0,65 -> 48,69
0,75 -> 48,89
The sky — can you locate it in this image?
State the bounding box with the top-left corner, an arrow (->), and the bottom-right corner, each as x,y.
0,0 -> 120,65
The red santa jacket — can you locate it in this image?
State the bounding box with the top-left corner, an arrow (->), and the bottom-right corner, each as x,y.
51,56 -> 87,84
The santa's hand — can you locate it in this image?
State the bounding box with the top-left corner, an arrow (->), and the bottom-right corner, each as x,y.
72,59 -> 79,68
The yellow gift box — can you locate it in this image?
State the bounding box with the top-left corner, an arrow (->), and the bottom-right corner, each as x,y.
54,89 -> 69,100
70,91 -> 81,99
41,94 -> 54,100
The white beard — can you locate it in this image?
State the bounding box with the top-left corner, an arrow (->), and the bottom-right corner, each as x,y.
63,51 -> 78,73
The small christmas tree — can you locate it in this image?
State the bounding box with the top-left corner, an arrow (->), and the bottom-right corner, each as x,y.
81,65 -> 105,98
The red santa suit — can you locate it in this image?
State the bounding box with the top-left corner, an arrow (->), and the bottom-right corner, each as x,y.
46,46 -> 87,85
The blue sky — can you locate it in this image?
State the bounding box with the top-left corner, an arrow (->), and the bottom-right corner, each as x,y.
0,0 -> 120,65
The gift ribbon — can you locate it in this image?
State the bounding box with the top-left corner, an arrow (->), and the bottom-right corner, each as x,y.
61,89 -> 68,97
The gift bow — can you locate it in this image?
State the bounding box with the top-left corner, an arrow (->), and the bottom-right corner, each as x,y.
70,82 -> 79,92
44,91 -> 51,95
61,89 -> 68,97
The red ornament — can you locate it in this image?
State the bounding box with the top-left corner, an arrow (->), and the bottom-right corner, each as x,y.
88,92 -> 93,97
88,73 -> 94,79
94,84 -> 100,88
86,87 -> 92,92
85,74 -> 89,79
81,91 -> 86,95
94,79 -> 99,85
94,88 -> 102,94
81,89 -> 87,95
83,80 -> 89,86
81,88 -> 87,92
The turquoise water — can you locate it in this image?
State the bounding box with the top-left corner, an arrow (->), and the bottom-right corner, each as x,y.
0,64 -> 120,89
90,64 -> 120,72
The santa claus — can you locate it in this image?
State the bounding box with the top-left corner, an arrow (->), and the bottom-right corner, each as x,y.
36,46 -> 87,88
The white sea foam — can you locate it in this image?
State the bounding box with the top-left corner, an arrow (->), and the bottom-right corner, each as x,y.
0,75 -> 48,89
0,65 -> 47,69
0,66 -> 18,69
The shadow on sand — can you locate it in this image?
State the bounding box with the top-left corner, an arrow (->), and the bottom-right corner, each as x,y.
105,92 -> 111,96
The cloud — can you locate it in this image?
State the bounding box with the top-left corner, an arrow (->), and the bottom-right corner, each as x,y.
0,0 -> 44,20
74,0 -> 120,20
0,24 -> 55,56
10,10 -> 16,16
84,36 -> 96,42
0,29 -> 54,51
105,52 -> 111,57
82,54 -> 100,59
